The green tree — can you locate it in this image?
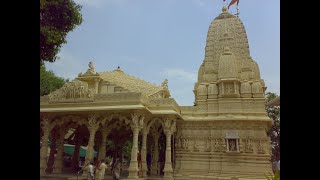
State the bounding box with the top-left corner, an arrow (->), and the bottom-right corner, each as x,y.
40,0 -> 83,64
40,65 -> 66,96
265,92 -> 280,163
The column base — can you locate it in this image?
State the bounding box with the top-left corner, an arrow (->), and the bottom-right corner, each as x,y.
40,168 -> 46,176
52,168 -> 62,174
163,175 -> 174,180
140,161 -> 147,178
163,163 -> 173,180
128,161 -> 139,180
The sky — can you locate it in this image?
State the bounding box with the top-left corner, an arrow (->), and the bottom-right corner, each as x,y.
46,0 -> 280,106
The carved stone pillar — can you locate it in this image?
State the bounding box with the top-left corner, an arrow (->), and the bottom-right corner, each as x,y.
161,118 -> 176,180
53,127 -> 66,174
98,128 -> 111,161
140,128 -> 148,177
127,113 -> 144,180
151,133 -> 159,175
82,115 -> 100,177
46,128 -> 57,173
40,118 -> 53,176
94,79 -> 100,94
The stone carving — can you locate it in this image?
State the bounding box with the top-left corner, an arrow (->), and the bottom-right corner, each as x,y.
89,61 -> 95,73
244,138 -> 253,152
213,138 -> 225,152
161,79 -> 168,90
41,117 -> 52,133
208,83 -> 218,98
257,140 -> 265,154
224,83 -> 234,94
225,131 -> 239,139
176,138 -> 181,149
94,92 -> 142,102
87,114 -> 100,131
197,84 -> 207,96
205,138 -> 211,152
131,113 -> 145,130
252,81 -> 263,94
240,81 -> 251,93
218,47 -> 238,79
48,79 -> 93,102
182,138 -> 189,150
193,139 -> 199,152
162,118 -> 176,133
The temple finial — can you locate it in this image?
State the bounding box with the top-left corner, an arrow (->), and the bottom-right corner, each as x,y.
222,5 -> 227,13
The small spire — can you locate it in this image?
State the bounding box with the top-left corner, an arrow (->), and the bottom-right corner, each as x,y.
222,5 -> 227,13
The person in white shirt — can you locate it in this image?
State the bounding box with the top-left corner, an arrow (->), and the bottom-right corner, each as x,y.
96,159 -> 108,180
87,161 -> 95,180
276,160 -> 280,174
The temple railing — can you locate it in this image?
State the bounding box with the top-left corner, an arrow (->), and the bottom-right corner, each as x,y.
40,92 -> 144,104
146,98 -> 181,113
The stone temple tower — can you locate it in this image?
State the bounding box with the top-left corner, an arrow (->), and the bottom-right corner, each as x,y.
194,5 -> 266,110
174,6 -> 273,180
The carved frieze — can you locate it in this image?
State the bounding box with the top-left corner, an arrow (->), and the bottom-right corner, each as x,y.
48,79 -> 93,103
243,138 -> 254,153
257,140 -> 265,154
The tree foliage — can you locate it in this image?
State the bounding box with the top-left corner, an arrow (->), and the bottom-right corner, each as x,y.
40,0 -> 83,64
40,65 -> 66,96
266,92 -> 280,163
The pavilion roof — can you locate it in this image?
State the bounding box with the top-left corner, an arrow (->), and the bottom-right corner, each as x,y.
98,68 -> 163,97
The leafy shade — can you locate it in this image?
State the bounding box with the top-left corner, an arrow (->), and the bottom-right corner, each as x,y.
40,0 -> 82,64
265,171 -> 280,180
40,65 -> 67,96
266,92 -> 280,163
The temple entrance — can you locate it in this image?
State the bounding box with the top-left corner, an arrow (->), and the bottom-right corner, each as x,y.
40,112 -> 177,180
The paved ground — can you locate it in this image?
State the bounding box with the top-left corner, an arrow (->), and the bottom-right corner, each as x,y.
40,174 -> 122,180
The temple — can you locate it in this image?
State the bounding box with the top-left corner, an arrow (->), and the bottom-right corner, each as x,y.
40,6 -> 273,180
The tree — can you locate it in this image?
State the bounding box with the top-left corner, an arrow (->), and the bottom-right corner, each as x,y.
40,65 -> 66,96
266,92 -> 280,163
40,0 -> 83,64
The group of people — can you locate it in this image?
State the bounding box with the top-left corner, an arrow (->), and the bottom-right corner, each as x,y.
84,159 -> 121,180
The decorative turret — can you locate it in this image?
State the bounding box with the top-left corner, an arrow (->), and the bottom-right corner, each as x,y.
77,61 -> 101,94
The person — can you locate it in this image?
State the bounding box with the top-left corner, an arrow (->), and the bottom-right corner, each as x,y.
95,160 -> 101,180
96,159 -> 108,180
87,161 -> 95,180
276,159 -> 280,175
112,159 -> 121,180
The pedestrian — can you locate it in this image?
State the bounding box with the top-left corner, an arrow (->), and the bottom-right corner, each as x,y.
95,160 -> 101,180
112,159 -> 121,180
96,159 -> 108,180
276,159 -> 280,175
87,161 -> 95,180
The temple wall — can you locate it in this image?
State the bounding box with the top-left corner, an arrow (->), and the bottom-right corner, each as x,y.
174,120 -> 273,179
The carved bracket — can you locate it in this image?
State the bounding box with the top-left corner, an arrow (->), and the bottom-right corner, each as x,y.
161,118 -> 176,134
130,113 -> 145,131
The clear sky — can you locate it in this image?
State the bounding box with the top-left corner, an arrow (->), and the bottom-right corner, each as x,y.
46,0 -> 280,106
